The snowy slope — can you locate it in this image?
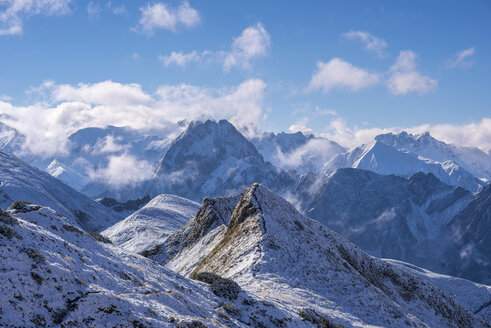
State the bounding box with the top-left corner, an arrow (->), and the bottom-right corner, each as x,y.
0,148 -> 117,232
325,139 -> 486,192
251,131 -> 346,174
0,205 -> 309,327
148,119 -> 296,202
376,131 -> 491,181
46,159 -> 90,190
102,194 -> 200,253
144,184 -> 489,327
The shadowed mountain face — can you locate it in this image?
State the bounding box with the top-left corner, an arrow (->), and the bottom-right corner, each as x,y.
131,183 -> 489,328
444,185 -> 491,283
0,149 -> 117,232
293,168 -> 491,284
150,119 -> 296,201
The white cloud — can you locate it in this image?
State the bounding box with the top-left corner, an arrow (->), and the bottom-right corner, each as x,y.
0,78 -> 267,157
223,23 -> 271,71
388,50 -> 437,95
288,117 -> 314,134
308,58 -> 380,93
159,23 -> 270,71
50,81 -> 152,106
445,47 -> 476,69
159,50 -> 211,67
342,30 -> 387,57
136,1 -> 200,35
0,0 -> 71,35
88,153 -> 154,188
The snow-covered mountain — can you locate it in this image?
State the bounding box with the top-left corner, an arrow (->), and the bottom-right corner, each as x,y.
148,119 -> 296,202
251,131 -> 346,174
0,148 -> 117,232
102,194 -> 200,253
376,131 -> 491,181
0,205 -> 307,327
134,183 -> 489,327
325,139 -> 486,192
293,168 -> 491,284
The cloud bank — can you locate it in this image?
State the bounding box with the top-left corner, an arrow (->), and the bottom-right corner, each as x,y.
0,79 -> 266,158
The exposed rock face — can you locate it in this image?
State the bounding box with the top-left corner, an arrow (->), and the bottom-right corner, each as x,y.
143,183 -> 489,328
150,120 -> 296,202
293,168 -> 491,283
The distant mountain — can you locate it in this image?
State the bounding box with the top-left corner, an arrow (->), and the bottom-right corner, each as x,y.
138,184 -> 488,327
325,139 -> 486,192
376,131 -> 491,181
0,148 -> 117,232
251,131 -> 345,174
102,194 -> 200,253
293,168 -> 491,284
148,119 -> 296,202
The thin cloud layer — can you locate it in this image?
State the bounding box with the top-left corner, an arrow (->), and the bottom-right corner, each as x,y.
342,30 -> 387,57
308,58 -> 380,93
388,50 -> 437,95
0,0 -> 71,35
136,1 -> 200,35
0,79 -> 267,158
445,47 -> 476,69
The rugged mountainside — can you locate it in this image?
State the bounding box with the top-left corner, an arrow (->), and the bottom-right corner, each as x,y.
149,120 -> 295,202
102,194 -> 200,253
136,184 -> 489,328
293,168 -> 491,283
0,149 -> 116,232
375,131 -> 491,181
325,139 -> 486,192
251,131 -> 346,174
444,184 -> 491,283
0,205 -> 309,327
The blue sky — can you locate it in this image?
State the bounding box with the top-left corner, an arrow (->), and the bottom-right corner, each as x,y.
0,0 -> 490,152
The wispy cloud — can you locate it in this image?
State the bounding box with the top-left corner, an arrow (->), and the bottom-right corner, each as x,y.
159,50 -> 211,67
342,30 -> 387,57
387,50 -> 437,95
0,0 -> 71,36
445,47 -> 476,69
308,58 -> 380,93
135,1 -> 200,35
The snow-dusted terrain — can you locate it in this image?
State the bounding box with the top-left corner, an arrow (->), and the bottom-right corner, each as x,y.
1,205 -> 313,327
135,183 -> 489,327
102,194 -> 200,253
0,149 -> 117,232
325,139 -> 485,192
